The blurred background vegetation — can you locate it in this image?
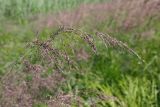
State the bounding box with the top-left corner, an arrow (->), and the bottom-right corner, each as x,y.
0,0 -> 160,107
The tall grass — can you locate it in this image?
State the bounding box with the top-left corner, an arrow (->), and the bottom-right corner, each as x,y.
0,0 -> 106,20
0,26 -> 143,106
0,0 -> 160,106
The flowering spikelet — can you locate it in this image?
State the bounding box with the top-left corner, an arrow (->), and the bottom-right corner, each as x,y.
49,26 -> 143,61
96,32 -> 143,61
32,37 -> 76,72
50,26 -> 97,53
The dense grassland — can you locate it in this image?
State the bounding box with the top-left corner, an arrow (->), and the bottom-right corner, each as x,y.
0,0 -> 106,20
0,0 -> 160,107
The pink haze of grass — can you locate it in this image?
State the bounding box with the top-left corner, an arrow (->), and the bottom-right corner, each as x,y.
31,0 -> 160,31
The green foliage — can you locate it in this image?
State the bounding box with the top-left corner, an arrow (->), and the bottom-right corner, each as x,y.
0,0 -> 106,20
33,103 -> 48,107
0,0 -> 160,106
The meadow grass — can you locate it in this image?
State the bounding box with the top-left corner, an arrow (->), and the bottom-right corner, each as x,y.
1,23 -> 159,106
0,0 -> 160,106
0,0 -> 106,20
